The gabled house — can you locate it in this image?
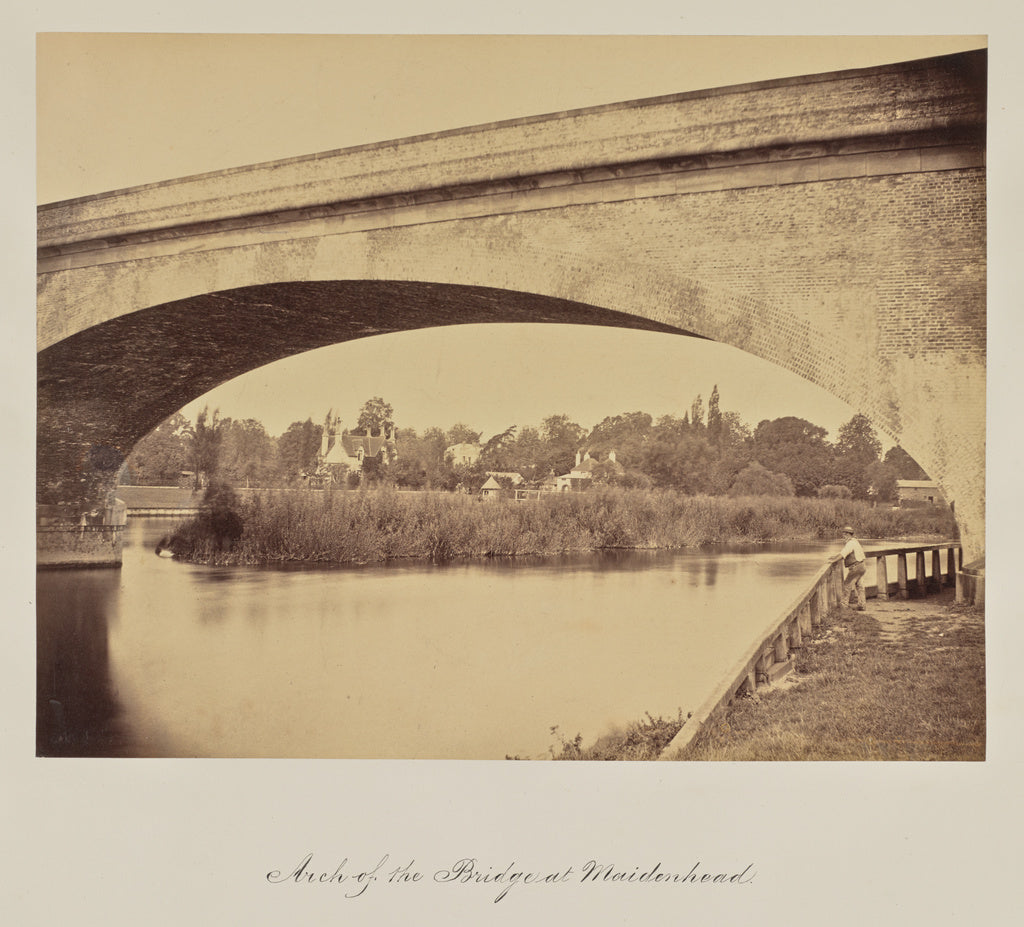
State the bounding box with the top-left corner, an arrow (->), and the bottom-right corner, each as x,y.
554,450 -> 623,491
317,422 -> 397,483
480,475 -> 504,499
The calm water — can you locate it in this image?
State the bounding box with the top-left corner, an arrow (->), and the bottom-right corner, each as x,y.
38,518 -> 845,759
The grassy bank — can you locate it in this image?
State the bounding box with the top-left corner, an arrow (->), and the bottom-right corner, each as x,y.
546,593 -> 984,762
167,486 -> 955,565
544,713 -> 686,762
675,594 -> 985,761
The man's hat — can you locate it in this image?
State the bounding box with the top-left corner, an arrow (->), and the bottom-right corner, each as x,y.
842,526 -> 854,534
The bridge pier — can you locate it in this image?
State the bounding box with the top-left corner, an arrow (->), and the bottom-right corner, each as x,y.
37,400 -> 130,568
37,498 -> 127,568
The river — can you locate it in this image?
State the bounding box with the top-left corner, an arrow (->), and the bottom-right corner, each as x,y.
38,517 -> 850,759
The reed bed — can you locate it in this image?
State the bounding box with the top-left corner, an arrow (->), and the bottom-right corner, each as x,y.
167,487 -> 955,566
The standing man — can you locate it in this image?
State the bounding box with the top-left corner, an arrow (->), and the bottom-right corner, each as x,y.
839,526 -> 867,611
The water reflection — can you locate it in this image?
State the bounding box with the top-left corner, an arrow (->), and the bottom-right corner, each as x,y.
38,519 -> 839,759
36,569 -> 127,756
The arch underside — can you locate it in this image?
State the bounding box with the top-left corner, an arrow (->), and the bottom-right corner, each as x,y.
36,280 -> 703,505
36,274 -> 986,560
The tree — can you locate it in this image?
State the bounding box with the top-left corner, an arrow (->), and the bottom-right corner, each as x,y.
465,426 -> 520,486
835,413 -> 882,464
189,407 -> 223,489
356,397 -> 394,435
510,426 -> 544,481
479,425 -> 517,459
124,411 -> 192,485
641,432 -> 715,493
655,414 -> 687,437
196,480 -> 244,551
884,445 -> 929,480
585,411 -> 652,469
728,462 -> 795,497
752,416 -> 834,497
277,419 -> 323,483
864,461 -> 898,503
538,414 -> 587,475
219,417 -> 276,488
833,413 -> 883,500
445,423 -> 482,446
707,384 -> 723,446
690,394 -> 705,432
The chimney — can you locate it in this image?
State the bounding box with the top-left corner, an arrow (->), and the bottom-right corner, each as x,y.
575,451 -> 582,467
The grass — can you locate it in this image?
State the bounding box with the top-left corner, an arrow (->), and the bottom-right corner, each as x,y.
166,486 -> 956,565
675,595 -> 985,761
546,712 -> 686,762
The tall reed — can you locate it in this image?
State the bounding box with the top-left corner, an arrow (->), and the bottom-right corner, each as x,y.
167,487 -> 955,566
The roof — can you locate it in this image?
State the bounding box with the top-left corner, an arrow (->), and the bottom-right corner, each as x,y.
323,432 -> 394,463
341,433 -> 392,456
571,453 -> 622,476
486,471 -> 524,485
896,480 -> 939,488
481,476 -> 502,490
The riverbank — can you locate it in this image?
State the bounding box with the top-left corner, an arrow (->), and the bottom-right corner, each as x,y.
546,588 -> 984,761
166,487 -> 954,565
671,589 -> 984,760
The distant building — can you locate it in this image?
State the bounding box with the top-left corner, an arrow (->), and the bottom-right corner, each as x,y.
896,479 -> 945,505
485,471 -> 524,486
555,450 -> 622,491
318,421 -> 397,482
445,443 -> 481,467
480,476 -> 504,500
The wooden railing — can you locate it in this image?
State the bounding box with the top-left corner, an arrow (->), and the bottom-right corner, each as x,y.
658,540 -> 962,759
863,542 -> 963,601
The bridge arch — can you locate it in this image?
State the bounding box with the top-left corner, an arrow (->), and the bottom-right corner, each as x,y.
38,50 -> 986,559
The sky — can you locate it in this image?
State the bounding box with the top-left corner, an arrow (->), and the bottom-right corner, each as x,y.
36,34 -> 988,443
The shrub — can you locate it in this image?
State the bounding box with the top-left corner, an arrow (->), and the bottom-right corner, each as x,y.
549,711 -> 685,761
728,462 -> 794,497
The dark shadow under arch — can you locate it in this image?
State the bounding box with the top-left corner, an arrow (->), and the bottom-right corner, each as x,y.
37,280 -> 705,505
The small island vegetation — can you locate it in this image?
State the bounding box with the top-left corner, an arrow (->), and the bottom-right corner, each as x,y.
164,483 -> 953,566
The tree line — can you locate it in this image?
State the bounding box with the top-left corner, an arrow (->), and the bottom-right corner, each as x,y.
121,387 -> 930,502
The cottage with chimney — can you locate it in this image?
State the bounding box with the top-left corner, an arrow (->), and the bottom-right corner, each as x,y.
316,410 -> 397,484
554,450 -> 623,491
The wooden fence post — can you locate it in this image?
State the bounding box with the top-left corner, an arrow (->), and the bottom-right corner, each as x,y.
916,551 -> 927,597
897,553 -> 909,600
774,634 -> 788,663
875,554 -> 889,601
799,603 -> 812,637
790,615 -> 803,649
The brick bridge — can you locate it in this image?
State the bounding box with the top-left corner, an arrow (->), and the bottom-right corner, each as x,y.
38,50 -> 986,564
